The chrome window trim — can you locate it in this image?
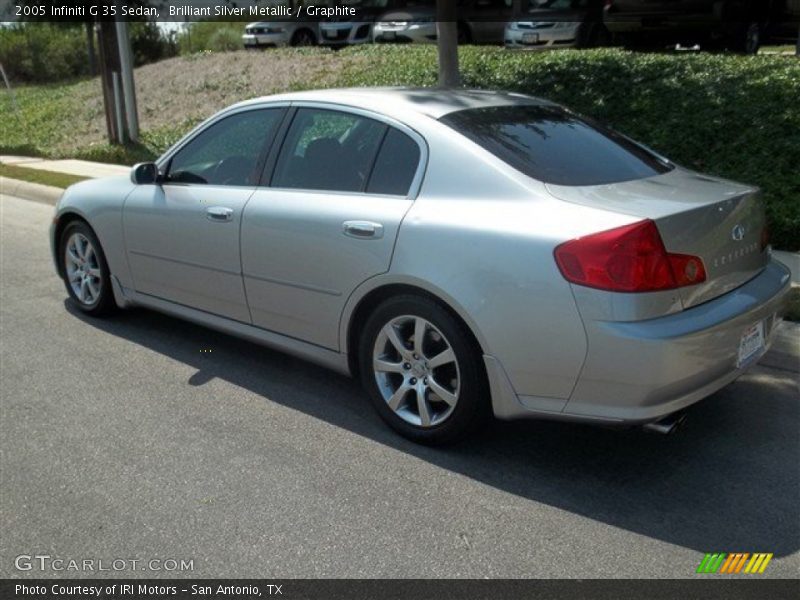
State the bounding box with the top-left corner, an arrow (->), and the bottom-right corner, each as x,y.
158,100 -> 429,201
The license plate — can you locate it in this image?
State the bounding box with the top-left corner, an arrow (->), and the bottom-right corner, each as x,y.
383,31 -> 397,40
522,33 -> 539,44
737,321 -> 765,368
244,38 -> 256,45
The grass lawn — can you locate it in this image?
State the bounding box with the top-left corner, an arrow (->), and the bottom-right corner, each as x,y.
1,46 -> 798,250
0,163 -> 88,189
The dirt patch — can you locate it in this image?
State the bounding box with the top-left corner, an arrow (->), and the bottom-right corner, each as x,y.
133,49 -> 357,131
29,49 -> 363,156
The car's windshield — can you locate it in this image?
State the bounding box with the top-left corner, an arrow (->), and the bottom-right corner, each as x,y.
440,104 -> 673,186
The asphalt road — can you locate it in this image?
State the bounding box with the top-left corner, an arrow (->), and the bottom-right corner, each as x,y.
1,194 -> 798,579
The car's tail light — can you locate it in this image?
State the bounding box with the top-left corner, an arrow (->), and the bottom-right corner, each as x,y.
554,220 -> 706,293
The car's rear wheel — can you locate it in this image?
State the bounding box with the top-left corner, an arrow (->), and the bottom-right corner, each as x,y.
60,221 -> 116,316
291,29 -> 316,47
729,22 -> 761,54
359,295 -> 488,445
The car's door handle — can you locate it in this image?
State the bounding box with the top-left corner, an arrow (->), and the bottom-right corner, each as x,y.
343,221 -> 384,239
206,206 -> 233,222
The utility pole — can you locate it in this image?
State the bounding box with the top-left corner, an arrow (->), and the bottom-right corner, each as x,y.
116,18 -> 139,141
96,15 -> 139,144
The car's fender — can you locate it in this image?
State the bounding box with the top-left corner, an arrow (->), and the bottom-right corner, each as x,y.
52,176 -> 136,290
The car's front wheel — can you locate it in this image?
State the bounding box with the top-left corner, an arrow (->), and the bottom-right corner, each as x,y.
359,295 -> 489,445
60,220 -> 116,316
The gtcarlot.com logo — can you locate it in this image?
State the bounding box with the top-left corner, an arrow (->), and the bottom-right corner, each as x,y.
14,554 -> 194,572
697,552 -> 773,574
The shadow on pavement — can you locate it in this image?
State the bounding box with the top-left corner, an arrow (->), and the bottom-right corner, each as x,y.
65,300 -> 800,558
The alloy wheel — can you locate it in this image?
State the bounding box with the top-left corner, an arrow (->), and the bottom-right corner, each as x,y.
372,315 -> 460,428
64,232 -> 102,305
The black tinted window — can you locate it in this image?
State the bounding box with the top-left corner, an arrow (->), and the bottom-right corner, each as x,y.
367,128 -> 421,196
440,105 -> 672,186
167,109 -> 282,186
273,108 -> 386,193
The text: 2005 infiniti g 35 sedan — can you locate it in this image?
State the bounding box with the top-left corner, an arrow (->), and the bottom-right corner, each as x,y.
51,88 -> 791,444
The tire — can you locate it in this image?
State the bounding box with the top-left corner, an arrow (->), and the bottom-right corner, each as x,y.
457,23 -> 471,45
290,29 -> 316,47
730,22 -> 761,54
577,23 -> 610,48
359,295 -> 489,445
59,220 -> 116,317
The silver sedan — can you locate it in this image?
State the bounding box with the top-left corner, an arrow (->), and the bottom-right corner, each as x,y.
50,88 -> 791,444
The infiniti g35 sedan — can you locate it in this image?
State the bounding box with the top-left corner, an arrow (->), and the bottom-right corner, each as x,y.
50,88 -> 791,444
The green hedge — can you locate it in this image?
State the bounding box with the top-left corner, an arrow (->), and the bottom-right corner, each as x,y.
339,46 -> 799,250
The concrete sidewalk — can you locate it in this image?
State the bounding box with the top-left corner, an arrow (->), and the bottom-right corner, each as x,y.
1,155 -> 129,178
0,155 -> 129,207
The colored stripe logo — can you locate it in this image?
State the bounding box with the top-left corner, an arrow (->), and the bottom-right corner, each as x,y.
697,553 -> 773,574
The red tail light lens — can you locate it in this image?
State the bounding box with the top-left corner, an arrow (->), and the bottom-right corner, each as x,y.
554,220 -> 706,293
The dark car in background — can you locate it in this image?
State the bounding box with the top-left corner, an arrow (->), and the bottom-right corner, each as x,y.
603,0 -> 800,53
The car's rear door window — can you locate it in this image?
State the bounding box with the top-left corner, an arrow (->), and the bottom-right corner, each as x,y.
366,128 -> 421,196
166,109 -> 283,186
439,104 -> 672,186
272,108 -> 387,193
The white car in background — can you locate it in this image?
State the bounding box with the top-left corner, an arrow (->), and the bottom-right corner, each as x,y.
242,21 -> 319,48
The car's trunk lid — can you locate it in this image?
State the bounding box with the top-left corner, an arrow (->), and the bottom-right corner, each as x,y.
546,168 -> 769,309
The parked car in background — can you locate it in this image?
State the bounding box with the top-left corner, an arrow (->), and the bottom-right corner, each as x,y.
52,88 -> 790,444
505,0 -> 608,49
603,0 -> 799,54
374,0 -> 438,43
375,0 -> 514,44
242,20 -> 319,48
320,0 -> 404,47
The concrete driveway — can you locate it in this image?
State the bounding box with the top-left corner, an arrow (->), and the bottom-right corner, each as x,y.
1,193 -> 798,578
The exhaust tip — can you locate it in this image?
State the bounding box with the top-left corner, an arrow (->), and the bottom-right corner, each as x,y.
643,412 -> 687,435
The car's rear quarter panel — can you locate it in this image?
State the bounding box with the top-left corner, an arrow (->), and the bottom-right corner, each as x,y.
385,122 -> 637,402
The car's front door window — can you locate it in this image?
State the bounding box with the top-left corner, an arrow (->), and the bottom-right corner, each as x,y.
166,109 -> 283,186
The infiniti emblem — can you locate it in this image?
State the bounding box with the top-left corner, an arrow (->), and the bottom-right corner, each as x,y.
731,224 -> 745,242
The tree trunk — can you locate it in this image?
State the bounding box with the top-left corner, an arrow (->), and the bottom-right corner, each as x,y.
436,0 -> 460,88
796,23 -> 799,56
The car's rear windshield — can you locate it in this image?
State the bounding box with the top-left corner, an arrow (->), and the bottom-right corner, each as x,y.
439,105 -> 673,186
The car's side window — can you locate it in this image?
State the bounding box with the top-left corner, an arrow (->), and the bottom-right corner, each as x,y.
366,128 -> 421,196
272,108 -> 387,193
166,109 -> 283,186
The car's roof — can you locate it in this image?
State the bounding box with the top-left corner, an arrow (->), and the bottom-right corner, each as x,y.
235,87 -> 551,120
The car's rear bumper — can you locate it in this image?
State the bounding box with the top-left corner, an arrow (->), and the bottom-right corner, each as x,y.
489,259 -> 792,424
567,259 -> 791,422
504,26 -> 579,49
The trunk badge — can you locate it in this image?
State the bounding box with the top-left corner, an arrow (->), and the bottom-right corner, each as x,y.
731,225 -> 746,241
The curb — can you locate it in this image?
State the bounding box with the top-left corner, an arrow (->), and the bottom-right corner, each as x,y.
0,176 -> 63,206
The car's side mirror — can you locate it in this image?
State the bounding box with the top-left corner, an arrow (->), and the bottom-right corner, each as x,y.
130,162 -> 160,185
